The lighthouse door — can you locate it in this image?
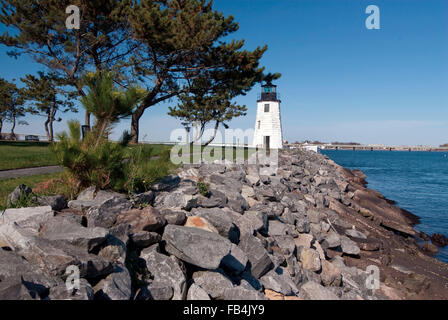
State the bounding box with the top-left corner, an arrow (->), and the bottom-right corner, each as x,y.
264,136 -> 270,149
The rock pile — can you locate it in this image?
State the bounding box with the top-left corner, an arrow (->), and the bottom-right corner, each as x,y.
1,148 -> 447,300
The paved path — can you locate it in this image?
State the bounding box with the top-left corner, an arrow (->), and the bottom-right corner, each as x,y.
0,166 -> 63,181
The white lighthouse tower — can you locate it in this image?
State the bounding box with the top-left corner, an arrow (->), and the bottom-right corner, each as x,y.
252,81 -> 283,149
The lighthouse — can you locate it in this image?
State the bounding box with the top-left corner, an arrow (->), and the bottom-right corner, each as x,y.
252,81 -> 283,149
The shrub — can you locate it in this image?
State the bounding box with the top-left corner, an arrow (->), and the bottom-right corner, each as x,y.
50,71 -> 145,192
50,120 -> 129,192
197,179 -> 210,197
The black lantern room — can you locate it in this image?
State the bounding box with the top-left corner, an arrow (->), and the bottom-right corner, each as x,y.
258,82 -> 280,102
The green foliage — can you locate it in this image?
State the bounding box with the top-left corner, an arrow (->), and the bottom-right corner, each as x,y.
81,72 -> 145,125
127,0 -> 272,142
0,0 -> 136,93
123,146 -> 176,194
0,77 -> 28,137
197,179 -> 210,197
51,120 -> 176,193
20,72 -> 77,141
81,71 -> 146,146
51,120 -> 128,191
0,0 -> 275,143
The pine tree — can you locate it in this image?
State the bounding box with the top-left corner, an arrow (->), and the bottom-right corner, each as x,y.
0,78 -> 27,139
0,0 -> 137,127
127,0 -> 269,143
80,71 -> 146,146
21,72 -> 77,142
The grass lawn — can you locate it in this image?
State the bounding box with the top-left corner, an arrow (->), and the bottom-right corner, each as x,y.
0,141 -> 57,171
0,141 -> 172,171
125,143 -> 172,158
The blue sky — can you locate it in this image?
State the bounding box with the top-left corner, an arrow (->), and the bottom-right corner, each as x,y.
1,0 -> 447,146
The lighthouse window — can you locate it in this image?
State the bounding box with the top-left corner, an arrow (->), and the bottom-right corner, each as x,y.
264,104 -> 270,112
258,121 -> 260,129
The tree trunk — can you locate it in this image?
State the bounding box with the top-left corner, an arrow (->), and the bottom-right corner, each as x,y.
44,118 -> 51,142
130,108 -> 144,144
95,120 -> 109,147
85,111 -> 91,128
191,122 -> 206,145
48,105 -> 57,142
203,121 -> 220,147
49,119 -> 54,142
10,115 -> 16,140
0,118 -> 3,136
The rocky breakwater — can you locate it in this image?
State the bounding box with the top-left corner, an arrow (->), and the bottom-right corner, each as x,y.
1,148 -> 447,300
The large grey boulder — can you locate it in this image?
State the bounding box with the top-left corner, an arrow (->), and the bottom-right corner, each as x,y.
221,244 -> 248,275
226,195 -> 248,214
267,220 -> 289,236
159,209 -> 187,226
98,235 -> 127,265
246,174 -> 261,186
307,209 -> 322,224
321,260 -> 342,287
0,279 -> 39,300
187,283 -> 211,300
128,231 -> 161,248
296,216 -> 311,233
94,266 -> 132,300
241,185 -> 255,200
267,202 -> 285,218
0,206 -> 53,234
197,189 -> 227,208
238,271 -> 263,291
151,175 -> 181,192
94,190 -> 127,203
49,279 -> 94,300
116,207 -> 166,233
136,285 -> 174,300
222,287 -> 267,300
35,195 -> 67,211
153,192 -> 197,211
260,268 -> 299,296
162,225 -> 232,270
194,207 -> 239,243
192,271 -> 234,299
68,199 -> 98,211
241,211 -> 268,234
237,234 -> 273,279
86,196 -> 132,229
0,223 -> 113,279
140,248 -> 187,300
341,237 -> 361,256
273,235 -> 296,256
39,216 -> 109,253
322,231 -> 341,249
0,249 -> 60,299
300,248 -> 321,272
130,190 -> 155,206
77,186 -> 96,200
299,281 -> 340,300
345,229 -> 367,239
68,187 -> 116,211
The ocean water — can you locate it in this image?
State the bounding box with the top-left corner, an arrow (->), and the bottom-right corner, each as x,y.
321,150 -> 448,263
